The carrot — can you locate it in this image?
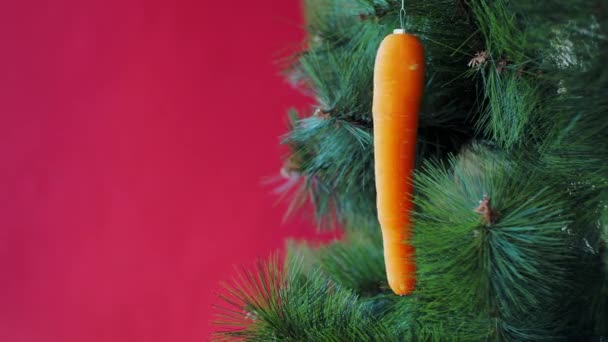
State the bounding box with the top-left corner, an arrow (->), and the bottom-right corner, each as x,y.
372,29 -> 425,296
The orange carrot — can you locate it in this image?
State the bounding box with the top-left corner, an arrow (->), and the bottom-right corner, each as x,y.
372,29 -> 425,296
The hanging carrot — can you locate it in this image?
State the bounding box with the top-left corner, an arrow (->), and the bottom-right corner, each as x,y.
372,29 -> 425,296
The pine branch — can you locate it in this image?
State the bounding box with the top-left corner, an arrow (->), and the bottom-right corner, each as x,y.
213,255 -> 395,341
283,111 -> 377,230
413,145 -> 577,340
284,0 -> 481,229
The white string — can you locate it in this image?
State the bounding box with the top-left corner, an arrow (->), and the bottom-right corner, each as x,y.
400,0 -> 406,30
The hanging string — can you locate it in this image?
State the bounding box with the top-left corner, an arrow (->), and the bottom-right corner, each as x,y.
399,0 -> 406,30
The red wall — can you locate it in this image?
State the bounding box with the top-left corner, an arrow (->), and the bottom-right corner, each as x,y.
0,1 -> 329,340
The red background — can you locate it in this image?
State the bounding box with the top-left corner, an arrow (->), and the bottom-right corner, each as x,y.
0,1 -> 329,341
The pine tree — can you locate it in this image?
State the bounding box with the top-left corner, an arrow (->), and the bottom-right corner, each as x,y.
214,1 -> 608,340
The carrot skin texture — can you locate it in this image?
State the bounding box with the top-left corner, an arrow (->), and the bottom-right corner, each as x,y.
372,33 -> 425,296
